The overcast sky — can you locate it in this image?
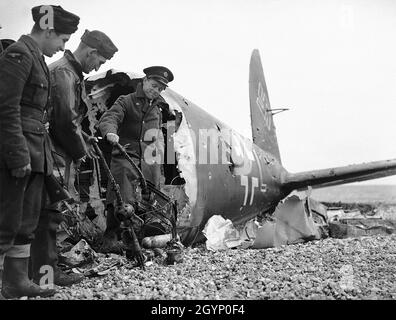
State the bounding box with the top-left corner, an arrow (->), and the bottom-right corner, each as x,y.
1,0 -> 396,184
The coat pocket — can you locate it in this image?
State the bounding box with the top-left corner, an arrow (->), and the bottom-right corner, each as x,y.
22,119 -> 46,172
30,80 -> 49,107
21,118 -> 46,135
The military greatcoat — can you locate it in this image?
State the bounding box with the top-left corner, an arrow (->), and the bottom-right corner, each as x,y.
0,35 -> 53,174
0,35 -> 53,254
98,82 -> 166,205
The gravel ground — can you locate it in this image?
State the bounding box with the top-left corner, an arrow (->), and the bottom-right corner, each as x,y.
32,234 -> 396,300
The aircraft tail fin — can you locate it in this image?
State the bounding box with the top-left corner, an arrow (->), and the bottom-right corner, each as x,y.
282,159 -> 396,193
249,49 -> 282,163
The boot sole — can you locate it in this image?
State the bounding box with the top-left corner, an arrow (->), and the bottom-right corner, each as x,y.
1,287 -> 56,299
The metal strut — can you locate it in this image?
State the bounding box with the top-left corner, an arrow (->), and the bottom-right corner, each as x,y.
114,142 -> 149,196
114,142 -> 178,241
92,140 -> 146,270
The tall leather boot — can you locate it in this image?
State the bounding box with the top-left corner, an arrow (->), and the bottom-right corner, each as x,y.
1,256 -> 56,299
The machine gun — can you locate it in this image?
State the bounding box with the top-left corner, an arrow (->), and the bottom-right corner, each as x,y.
92,140 -> 146,270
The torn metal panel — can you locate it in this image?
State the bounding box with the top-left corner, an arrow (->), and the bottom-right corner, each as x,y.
162,91 -> 197,217
252,195 -> 328,248
202,215 -> 242,251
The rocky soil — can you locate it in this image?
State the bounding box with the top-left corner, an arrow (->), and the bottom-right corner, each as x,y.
31,233 -> 396,300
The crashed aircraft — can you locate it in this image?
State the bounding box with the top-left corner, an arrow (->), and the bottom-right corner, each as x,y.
72,49 -> 396,248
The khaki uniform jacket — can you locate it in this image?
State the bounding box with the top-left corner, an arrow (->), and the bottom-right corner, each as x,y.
48,50 -> 88,161
0,35 -> 52,174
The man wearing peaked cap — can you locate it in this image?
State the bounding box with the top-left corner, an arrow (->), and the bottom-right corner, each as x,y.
0,5 -> 79,299
143,66 -> 174,87
97,67 -> 174,253
29,29 -> 118,288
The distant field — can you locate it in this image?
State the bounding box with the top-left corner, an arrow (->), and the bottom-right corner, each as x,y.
296,185 -> 396,204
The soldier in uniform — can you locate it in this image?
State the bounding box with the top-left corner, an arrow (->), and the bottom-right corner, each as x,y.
98,66 -> 174,253
30,30 -> 118,287
0,5 -> 79,299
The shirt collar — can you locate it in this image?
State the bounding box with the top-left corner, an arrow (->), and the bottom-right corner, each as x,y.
136,82 -> 146,98
20,35 -> 48,76
22,34 -> 43,56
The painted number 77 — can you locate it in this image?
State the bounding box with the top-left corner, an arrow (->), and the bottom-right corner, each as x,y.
241,175 -> 258,206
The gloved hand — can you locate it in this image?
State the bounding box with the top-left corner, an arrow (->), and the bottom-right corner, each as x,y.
106,133 -> 119,145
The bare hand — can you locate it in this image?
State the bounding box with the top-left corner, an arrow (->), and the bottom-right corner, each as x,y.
11,163 -> 31,178
86,144 -> 98,159
106,133 -> 119,145
74,157 -> 85,169
86,136 -> 99,144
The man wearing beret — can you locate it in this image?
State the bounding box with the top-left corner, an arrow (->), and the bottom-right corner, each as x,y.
0,5 -> 79,299
98,66 -> 174,253
30,29 -> 118,287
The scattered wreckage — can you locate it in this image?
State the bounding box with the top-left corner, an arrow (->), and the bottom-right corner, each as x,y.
56,189 -> 396,277
53,50 -> 396,275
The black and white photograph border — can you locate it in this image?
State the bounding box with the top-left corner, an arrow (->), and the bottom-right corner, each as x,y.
0,0 -> 396,303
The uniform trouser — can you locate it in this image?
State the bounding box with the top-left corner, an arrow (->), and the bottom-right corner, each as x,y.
0,169 -> 45,265
30,202 -> 63,281
30,157 -> 69,281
